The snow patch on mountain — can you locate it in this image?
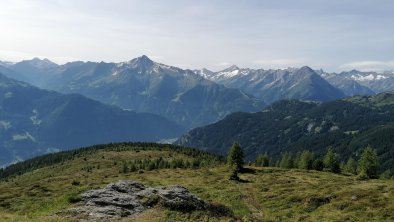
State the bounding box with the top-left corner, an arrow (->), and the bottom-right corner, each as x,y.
351,74 -> 387,81
30,109 -> 42,125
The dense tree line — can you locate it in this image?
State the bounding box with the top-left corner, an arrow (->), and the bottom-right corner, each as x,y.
0,142 -> 224,179
121,156 -> 218,173
254,145 -> 386,179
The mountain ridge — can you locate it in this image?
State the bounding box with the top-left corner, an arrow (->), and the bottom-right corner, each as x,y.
0,56 -> 266,129
195,65 -> 345,104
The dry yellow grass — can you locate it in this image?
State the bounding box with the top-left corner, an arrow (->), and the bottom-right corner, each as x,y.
0,148 -> 393,221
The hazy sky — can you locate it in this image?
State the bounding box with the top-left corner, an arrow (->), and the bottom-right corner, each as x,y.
0,0 -> 393,72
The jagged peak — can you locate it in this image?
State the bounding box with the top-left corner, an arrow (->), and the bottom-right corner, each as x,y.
201,68 -> 214,74
297,66 -> 314,73
19,57 -> 58,68
130,55 -> 153,64
127,55 -> 156,70
221,65 -> 240,73
28,57 -> 55,63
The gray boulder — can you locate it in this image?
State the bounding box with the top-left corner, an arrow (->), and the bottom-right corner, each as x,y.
69,180 -> 206,219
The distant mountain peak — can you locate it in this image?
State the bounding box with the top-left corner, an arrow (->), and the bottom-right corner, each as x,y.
201,68 -> 213,73
201,68 -> 214,75
195,68 -> 216,79
221,65 -> 240,72
30,57 -> 54,63
139,55 -> 153,62
19,57 -> 58,69
134,55 -> 154,64
297,66 -> 314,73
128,55 -> 156,70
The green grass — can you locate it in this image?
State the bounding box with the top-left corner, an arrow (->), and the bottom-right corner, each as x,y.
0,145 -> 393,221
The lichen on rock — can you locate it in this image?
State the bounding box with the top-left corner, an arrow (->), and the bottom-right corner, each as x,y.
68,180 -> 206,219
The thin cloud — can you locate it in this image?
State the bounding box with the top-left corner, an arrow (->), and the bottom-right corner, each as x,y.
211,62 -> 232,69
0,50 -> 77,64
0,50 -> 34,62
253,58 -> 309,69
340,60 -> 394,72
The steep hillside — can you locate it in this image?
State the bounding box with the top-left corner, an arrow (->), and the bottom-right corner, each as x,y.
0,73 -> 184,166
3,56 -> 265,129
176,92 -> 394,173
196,66 -> 345,104
0,142 -> 393,221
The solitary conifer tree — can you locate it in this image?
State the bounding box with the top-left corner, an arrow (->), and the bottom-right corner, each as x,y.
227,142 -> 244,173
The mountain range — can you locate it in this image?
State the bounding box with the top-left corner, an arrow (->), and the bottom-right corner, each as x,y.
321,70 -> 394,95
195,65 -> 394,102
196,66 -> 345,104
3,56 -> 394,130
0,73 -> 184,166
0,56 -> 264,129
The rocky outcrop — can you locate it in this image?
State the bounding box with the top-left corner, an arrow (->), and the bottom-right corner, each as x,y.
68,180 -> 206,219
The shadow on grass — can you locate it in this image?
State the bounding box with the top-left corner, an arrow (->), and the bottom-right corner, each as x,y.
240,167 -> 256,174
237,178 -> 251,183
229,177 -> 251,183
205,202 -> 235,218
163,199 -> 236,218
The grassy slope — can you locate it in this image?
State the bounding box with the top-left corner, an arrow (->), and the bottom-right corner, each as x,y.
0,145 -> 393,222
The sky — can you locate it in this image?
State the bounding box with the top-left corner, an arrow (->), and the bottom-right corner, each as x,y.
0,0 -> 393,72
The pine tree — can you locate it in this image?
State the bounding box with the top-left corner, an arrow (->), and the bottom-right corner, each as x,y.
147,161 -> 156,171
279,152 -> 293,169
312,159 -> 324,171
345,157 -> 357,175
261,153 -> 270,167
358,146 -> 379,179
379,169 -> 392,179
129,163 -> 137,172
229,165 -> 240,181
255,152 -> 270,167
122,163 -> 128,173
293,151 -> 301,169
298,150 -> 314,170
323,147 -> 341,173
227,142 -> 244,172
